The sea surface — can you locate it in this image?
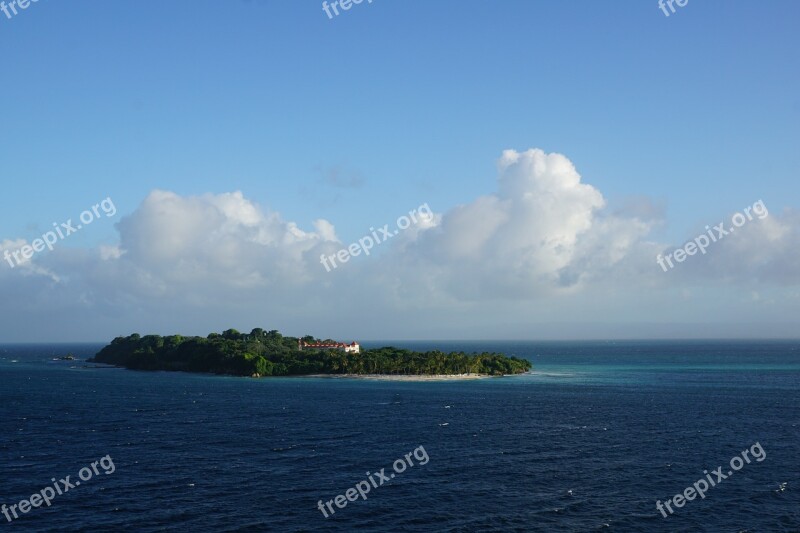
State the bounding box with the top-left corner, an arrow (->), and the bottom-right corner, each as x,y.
1,340 -> 799,532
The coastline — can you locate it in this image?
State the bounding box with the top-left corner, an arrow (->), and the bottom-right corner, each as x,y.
79,364 -> 527,380
304,373 -> 494,381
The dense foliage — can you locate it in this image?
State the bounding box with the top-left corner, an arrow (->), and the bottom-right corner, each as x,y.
89,329 -> 531,377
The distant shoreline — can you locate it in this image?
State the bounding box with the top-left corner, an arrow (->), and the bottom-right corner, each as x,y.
303,373 -> 493,381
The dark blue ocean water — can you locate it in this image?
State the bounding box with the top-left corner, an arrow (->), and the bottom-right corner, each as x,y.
1,340 -> 799,532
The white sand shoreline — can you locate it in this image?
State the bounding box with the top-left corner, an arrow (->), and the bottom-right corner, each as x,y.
304,373 -> 495,381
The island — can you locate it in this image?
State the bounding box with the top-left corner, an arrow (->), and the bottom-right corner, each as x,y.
88,329 -> 531,378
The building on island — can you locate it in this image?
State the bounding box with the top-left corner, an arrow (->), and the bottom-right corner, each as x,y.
298,339 -> 360,354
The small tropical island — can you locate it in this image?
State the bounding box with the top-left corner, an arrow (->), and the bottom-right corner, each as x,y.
89,329 -> 531,379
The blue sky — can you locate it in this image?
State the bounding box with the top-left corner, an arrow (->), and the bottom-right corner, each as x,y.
1,1 -> 798,341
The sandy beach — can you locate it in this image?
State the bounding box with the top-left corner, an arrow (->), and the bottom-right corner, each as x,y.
305,373 -> 492,381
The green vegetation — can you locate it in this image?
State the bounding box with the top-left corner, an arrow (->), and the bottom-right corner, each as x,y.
89,329 -> 531,377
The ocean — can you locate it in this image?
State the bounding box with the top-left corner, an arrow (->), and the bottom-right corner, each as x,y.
1,340 -> 799,532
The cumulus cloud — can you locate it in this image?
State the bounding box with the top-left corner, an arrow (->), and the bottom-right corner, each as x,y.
0,148 -> 797,340
115,190 -> 337,290
1,238 -> 60,281
381,148 -> 656,300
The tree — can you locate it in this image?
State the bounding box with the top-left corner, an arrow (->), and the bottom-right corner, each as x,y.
222,329 -> 242,340
254,356 -> 273,376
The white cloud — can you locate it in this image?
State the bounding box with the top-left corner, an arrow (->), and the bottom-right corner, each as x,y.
114,190 -> 335,289
0,150 -> 797,341
663,207 -> 800,285
382,148 -> 655,300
